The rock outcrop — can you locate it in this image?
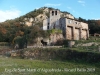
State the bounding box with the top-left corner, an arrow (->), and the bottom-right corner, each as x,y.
32,33 -> 64,46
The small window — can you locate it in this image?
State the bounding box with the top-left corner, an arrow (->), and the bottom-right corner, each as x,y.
48,23 -> 49,25
75,22 -> 77,24
55,11 -> 57,15
47,23 -> 49,29
47,25 -> 49,29
52,11 -> 54,16
53,24 -> 55,29
70,20 -> 72,23
68,20 -> 71,23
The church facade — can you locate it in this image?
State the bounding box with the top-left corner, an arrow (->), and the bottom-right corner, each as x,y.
43,9 -> 89,40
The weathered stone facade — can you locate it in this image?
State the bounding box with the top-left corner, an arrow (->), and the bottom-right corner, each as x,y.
43,9 -> 60,30
32,33 -> 64,46
60,18 -> 89,40
43,9 -> 89,40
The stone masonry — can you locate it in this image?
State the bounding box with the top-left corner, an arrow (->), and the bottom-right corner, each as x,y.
60,18 -> 89,40
43,9 -> 89,40
43,9 -> 60,30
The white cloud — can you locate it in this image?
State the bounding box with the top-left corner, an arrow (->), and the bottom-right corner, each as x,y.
35,7 -> 39,9
78,0 -> 85,6
78,0 -> 85,3
0,9 -> 21,22
73,10 -> 75,12
44,3 -> 61,7
67,6 -> 76,13
91,18 -> 100,20
67,7 -> 71,9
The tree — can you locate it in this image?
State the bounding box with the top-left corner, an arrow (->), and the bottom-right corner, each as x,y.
79,17 -> 87,23
88,20 -> 100,34
13,36 -> 27,49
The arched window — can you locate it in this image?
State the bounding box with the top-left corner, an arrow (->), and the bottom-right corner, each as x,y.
47,23 -> 49,29
52,11 -> 54,16
53,24 -> 55,29
55,11 -> 57,15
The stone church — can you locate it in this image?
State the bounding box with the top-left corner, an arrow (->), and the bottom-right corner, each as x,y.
43,9 -> 89,40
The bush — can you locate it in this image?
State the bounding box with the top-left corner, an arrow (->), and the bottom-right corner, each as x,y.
14,36 -> 27,49
63,40 -> 69,47
17,48 -> 100,63
47,29 -> 62,34
55,39 -> 64,46
5,52 -> 11,57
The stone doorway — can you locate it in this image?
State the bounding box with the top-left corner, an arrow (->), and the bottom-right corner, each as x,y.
41,40 -> 47,46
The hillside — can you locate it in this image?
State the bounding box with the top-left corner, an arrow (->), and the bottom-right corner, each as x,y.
0,7 -> 100,48
15,7 -> 74,26
1,7 -> 72,27
0,7 -> 74,46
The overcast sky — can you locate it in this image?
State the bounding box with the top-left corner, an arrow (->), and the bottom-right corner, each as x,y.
0,0 -> 100,22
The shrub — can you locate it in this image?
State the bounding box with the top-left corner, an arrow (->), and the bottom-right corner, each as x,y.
47,29 -> 62,34
13,36 -> 27,49
63,40 -> 69,47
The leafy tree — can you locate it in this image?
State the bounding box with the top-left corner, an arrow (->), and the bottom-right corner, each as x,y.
88,20 -> 100,34
79,17 -> 87,23
13,36 -> 27,49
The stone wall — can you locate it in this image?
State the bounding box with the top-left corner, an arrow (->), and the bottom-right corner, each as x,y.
31,33 -> 64,46
10,48 -> 100,63
49,10 -> 60,29
49,33 -> 64,45
60,18 -> 89,40
43,10 -> 61,30
43,18 -> 49,30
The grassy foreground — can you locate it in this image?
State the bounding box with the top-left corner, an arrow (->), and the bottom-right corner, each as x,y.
0,57 -> 99,75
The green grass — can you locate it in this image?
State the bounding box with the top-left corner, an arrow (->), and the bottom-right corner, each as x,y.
73,36 -> 100,53
75,36 -> 100,44
0,57 -> 99,75
0,36 -> 100,75
47,29 -> 62,34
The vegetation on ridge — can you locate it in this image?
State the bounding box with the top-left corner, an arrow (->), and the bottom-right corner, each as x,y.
0,7 -> 100,48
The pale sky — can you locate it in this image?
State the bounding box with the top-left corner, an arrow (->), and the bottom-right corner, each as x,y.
0,0 -> 100,22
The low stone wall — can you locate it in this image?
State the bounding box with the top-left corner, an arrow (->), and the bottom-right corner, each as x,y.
77,42 -> 99,47
9,48 -> 100,63
27,46 -> 62,48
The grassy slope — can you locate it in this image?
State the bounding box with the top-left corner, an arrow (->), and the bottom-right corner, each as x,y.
0,57 -> 99,75
0,36 -> 100,75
